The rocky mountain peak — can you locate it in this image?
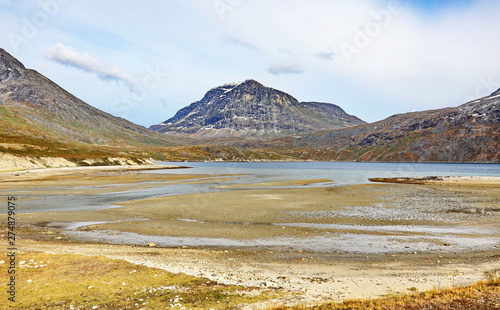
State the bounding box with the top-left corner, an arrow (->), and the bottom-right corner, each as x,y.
206,79 -> 289,102
239,79 -> 264,87
150,80 -> 365,137
0,48 -> 26,83
491,88 -> 500,96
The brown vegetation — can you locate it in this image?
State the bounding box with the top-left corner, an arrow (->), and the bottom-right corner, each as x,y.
271,271 -> 500,310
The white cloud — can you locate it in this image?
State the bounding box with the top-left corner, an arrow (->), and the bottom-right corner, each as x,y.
220,35 -> 260,51
45,43 -> 138,91
268,61 -> 304,75
315,50 -> 337,61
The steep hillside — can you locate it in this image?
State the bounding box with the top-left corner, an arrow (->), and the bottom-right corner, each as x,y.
0,48 -> 173,165
294,90 -> 500,162
150,79 -> 365,137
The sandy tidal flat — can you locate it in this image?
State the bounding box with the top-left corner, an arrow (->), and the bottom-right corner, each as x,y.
9,170 -> 500,253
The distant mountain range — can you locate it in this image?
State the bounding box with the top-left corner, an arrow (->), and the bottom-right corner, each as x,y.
1,47 -> 498,165
150,79 -> 365,137
290,89 -> 499,162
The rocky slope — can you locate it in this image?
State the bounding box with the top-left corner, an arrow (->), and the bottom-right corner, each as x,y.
150,79 -> 365,137
293,90 -> 500,162
0,48 -> 173,165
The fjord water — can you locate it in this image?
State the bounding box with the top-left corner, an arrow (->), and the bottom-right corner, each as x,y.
14,162 -> 500,213
157,161 -> 500,186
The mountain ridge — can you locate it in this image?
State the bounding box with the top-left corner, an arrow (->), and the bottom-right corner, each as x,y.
0,48 -> 173,166
1,48 -> 497,165
291,90 -> 500,162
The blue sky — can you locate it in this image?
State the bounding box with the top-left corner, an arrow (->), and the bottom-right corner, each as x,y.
1,0 -> 499,127
407,0 -> 473,13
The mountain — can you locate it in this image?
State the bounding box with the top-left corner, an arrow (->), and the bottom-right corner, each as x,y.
150,79 -> 365,137
293,90 -> 500,163
0,48 -> 172,166
3,47 -> 496,165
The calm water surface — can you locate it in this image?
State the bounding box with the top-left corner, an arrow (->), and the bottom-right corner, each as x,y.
158,161 -> 500,186
12,162 -> 500,213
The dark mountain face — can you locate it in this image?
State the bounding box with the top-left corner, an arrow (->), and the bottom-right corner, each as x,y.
295,92 -> 500,163
150,79 -> 365,137
0,48 -> 169,148
0,50 -> 24,82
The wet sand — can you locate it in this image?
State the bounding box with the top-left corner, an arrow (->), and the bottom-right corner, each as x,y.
2,167 -> 500,307
215,178 -> 333,189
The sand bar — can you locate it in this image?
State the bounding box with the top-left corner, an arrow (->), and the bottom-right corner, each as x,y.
369,176 -> 500,186
0,164 -> 184,182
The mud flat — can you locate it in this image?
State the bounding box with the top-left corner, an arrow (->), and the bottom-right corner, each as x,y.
9,169 -> 500,252
17,178 -> 499,253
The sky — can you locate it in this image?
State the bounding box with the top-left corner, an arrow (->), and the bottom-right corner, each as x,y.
1,0 -> 499,127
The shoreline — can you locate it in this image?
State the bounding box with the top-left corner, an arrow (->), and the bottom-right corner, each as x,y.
0,163 -> 186,182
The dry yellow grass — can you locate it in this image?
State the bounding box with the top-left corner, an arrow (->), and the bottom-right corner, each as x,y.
271,271 -> 500,310
0,252 -> 278,310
